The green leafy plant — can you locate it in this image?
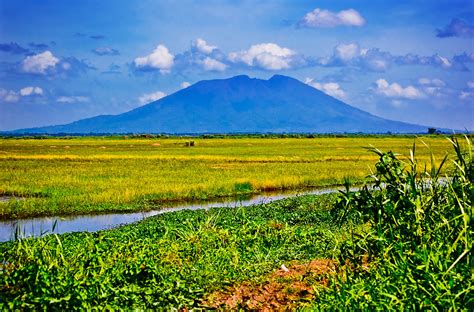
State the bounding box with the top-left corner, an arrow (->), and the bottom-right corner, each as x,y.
321,136 -> 473,310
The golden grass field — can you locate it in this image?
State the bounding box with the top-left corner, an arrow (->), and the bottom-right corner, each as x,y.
0,136 -> 454,219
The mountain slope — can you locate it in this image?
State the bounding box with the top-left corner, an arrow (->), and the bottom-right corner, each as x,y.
12,75 -> 427,134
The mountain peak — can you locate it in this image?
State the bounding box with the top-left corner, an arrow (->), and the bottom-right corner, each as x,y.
12,74 -> 427,134
269,74 -> 295,82
229,74 -> 251,80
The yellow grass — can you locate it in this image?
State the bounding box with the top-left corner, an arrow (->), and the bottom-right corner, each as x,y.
0,136 -> 453,219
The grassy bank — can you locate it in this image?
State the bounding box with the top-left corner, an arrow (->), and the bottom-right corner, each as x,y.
0,136 -> 452,219
0,193 -> 341,309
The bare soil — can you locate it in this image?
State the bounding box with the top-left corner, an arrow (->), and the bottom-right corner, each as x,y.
203,259 -> 335,310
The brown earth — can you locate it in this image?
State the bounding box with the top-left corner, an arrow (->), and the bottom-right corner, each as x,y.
203,259 -> 335,311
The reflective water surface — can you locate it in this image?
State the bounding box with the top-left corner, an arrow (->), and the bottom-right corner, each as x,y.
0,186 -> 358,242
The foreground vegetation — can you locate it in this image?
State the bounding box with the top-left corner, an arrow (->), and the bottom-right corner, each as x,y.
1,194 -> 341,309
0,136 -> 471,309
318,136 -> 473,309
0,136 -> 453,219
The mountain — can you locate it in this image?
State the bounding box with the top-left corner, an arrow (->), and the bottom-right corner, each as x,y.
11,75 -> 428,134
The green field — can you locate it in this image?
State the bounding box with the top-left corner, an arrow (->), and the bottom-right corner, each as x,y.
0,136 -> 471,310
0,136 -> 453,219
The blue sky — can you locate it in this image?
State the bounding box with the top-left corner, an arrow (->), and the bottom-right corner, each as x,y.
0,0 -> 473,131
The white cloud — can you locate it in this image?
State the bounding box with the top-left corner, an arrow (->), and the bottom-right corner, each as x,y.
319,42 -> 391,72
21,51 -> 59,74
436,55 -> 452,68
459,91 -> 473,100
334,43 -> 360,61
200,57 -> 227,71
375,79 -> 425,99
417,78 -> 446,97
138,91 -> 166,104
0,86 -> 44,103
192,38 -> 217,54
319,42 -> 470,72
418,78 -> 445,87
134,45 -> 174,73
304,78 -> 346,100
459,81 -> 474,100
0,89 -> 19,103
56,96 -> 90,103
229,43 -> 297,70
180,81 -> 191,89
92,47 -> 119,56
299,8 -> 365,28
20,86 -> 43,96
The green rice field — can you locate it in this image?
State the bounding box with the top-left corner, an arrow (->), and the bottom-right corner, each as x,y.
0,136 -> 453,219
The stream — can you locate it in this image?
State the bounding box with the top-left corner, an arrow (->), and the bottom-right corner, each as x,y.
0,185 -> 359,242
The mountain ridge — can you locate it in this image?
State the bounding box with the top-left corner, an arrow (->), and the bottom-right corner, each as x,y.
8,75 -> 431,134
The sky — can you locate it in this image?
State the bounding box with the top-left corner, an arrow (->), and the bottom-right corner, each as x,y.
0,0 -> 473,131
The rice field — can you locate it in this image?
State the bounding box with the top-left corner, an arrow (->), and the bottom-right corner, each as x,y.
0,136 -> 453,219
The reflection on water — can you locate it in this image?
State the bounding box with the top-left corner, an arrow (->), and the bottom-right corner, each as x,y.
0,186 -> 359,242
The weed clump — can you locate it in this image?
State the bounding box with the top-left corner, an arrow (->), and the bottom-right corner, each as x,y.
234,181 -> 253,194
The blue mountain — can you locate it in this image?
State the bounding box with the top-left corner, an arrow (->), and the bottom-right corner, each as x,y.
12,75 -> 428,134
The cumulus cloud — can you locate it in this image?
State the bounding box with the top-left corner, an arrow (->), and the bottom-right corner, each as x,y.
92,47 -> 119,56
0,42 -> 29,54
418,78 -> 445,87
394,53 -> 456,69
19,51 -> 93,77
0,86 -> 44,103
200,57 -> 227,71
56,96 -> 90,103
60,56 -> 96,76
134,45 -> 174,73
192,38 -> 217,54
459,81 -> 474,100
171,38 -> 228,72
318,42 -> 471,72
180,81 -> 191,89
417,78 -> 447,97
304,78 -> 346,100
20,86 -> 43,96
21,51 -> 60,74
299,8 -> 365,28
374,79 -> 425,99
459,91 -> 473,100
436,18 -> 474,38
229,43 -> 303,70
452,52 -> 474,64
138,91 -> 167,104
319,43 -> 391,72
0,89 -> 20,103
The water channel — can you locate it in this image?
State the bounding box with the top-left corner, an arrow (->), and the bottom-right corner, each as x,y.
0,185 -> 361,242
